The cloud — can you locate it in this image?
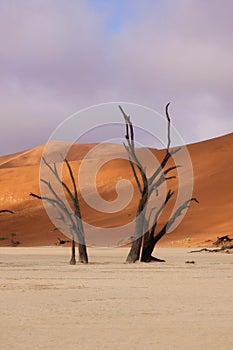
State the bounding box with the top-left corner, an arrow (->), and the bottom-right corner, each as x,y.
0,0 -> 232,154
112,0 -> 233,141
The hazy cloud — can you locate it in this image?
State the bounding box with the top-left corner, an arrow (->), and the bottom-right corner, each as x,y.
0,0 -> 232,154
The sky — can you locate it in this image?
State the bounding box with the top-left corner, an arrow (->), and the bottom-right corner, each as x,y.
0,0 -> 232,155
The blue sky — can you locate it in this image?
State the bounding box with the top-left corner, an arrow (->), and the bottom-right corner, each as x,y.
0,0 -> 232,154
89,0 -> 131,32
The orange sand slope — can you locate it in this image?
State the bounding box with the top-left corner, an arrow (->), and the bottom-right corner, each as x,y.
0,133 -> 232,247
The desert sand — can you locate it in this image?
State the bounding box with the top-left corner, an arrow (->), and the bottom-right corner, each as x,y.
0,132 -> 233,247
0,247 -> 232,350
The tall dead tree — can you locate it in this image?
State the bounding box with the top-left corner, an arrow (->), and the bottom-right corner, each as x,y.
30,157 -> 88,264
119,104 -> 198,263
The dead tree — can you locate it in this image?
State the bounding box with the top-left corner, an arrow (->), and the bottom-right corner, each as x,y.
10,232 -> 20,246
57,237 -> 70,245
190,235 -> 233,253
119,104 -> 198,263
30,157 -> 88,264
189,245 -> 233,253
213,235 -> 233,246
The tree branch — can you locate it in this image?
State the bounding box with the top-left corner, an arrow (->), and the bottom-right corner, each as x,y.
123,143 -> 143,194
149,190 -> 175,237
119,106 -> 148,194
189,245 -> 233,253
153,198 -> 199,244
42,157 -> 76,211
165,102 -> 171,151
0,209 -> 14,214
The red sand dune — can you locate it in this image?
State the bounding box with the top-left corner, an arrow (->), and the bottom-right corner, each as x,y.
0,133 -> 232,247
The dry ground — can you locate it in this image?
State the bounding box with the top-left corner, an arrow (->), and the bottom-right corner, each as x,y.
0,247 -> 232,350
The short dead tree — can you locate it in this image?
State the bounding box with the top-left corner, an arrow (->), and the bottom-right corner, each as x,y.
30,157 -> 88,265
10,232 -> 20,246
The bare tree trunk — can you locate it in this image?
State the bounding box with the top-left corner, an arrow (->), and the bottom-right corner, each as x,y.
65,160 -> 88,264
141,233 -> 166,262
78,243 -> 88,264
126,215 -> 144,263
126,193 -> 148,263
141,234 -> 156,262
70,239 -> 76,265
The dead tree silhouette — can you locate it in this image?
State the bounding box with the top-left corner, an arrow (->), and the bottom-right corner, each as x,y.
119,104 -> 198,263
30,157 -> 88,265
